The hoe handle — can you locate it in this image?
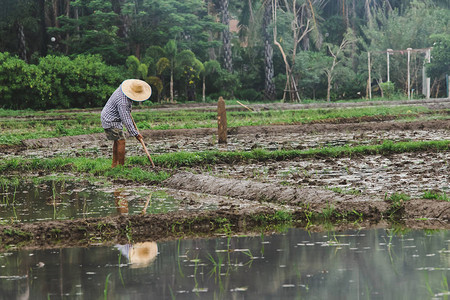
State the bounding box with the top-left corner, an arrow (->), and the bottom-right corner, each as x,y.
137,136 -> 155,168
131,115 -> 156,168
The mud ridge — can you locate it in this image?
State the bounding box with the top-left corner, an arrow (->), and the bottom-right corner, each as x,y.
164,172 -> 450,221
164,172 -> 378,205
0,207 -> 285,251
165,172 -> 450,221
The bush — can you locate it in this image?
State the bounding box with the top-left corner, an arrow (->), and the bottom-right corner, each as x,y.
379,81 -> 396,99
0,52 -> 125,110
235,88 -> 261,102
0,52 -> 49,109
38,54 -> 124,109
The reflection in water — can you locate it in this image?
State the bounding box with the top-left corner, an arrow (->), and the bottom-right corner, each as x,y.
0,228 -> 450,299
0,180 -> 181,222
114,189 -> 129,214
115,242 -> 158,268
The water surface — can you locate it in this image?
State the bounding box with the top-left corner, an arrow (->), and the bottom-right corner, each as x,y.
1,228 -> 449,299
0,180 -> 181,222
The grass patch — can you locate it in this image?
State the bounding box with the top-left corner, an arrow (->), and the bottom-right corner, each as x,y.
1,140 -> 448,176
422,190 -> 449,201
152,140 -> 450,167
0,157 -> 170,183
385,192 -> 410,217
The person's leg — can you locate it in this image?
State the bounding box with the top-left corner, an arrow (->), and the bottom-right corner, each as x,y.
116,139 -> 126,166
105,128 -> 126,167
112,140 -> 119,168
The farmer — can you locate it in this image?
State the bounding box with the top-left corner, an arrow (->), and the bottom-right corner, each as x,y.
101,79 -> 152,167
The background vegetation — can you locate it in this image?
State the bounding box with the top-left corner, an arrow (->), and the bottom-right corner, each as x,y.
0,0 -> 449,109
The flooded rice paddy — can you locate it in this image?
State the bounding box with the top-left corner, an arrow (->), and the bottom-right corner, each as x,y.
1,228 -> 450,299
1,103 -> 449,299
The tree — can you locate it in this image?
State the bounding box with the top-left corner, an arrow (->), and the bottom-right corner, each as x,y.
52,0 -> 126,64
0,0 -> 43,61
362,2 -> 449,96
200,60 -> 221,101
294,50 -> 329,99
137,0 -> 222,61
126,55 -> 148,79
263,0 -> 276,100
323,29 -> 357,102
426,34 -> 450,97
220,0 -> 233,73
427,34 -> 450,80
175,50 -> 203,101
272,0 -> 316,102
164,40 -> 178,102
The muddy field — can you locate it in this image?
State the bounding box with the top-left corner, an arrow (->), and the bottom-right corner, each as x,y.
0,100 -> 449,249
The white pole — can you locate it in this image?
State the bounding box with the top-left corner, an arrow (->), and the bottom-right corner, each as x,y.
368,51 -> 372,99
407,48 -> 411,100
426,48 -> 431,99
387,49 -> 392,82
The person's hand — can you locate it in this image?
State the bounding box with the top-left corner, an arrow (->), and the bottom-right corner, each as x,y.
135,134 -> 143,140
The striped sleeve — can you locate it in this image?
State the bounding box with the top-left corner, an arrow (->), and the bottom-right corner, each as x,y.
118,95 -> 139,137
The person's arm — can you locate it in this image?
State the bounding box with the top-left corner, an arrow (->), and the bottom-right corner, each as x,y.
118,103 -> 139,137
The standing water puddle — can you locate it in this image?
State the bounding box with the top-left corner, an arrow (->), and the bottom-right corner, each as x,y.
0,180 -> 185,222
1,228 -> 450,299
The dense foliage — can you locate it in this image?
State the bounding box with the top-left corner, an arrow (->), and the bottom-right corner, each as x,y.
0,52 -> 123,109
0,0 -> 448,109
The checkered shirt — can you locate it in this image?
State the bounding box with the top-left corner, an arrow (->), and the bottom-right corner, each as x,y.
101,86 -> 139,137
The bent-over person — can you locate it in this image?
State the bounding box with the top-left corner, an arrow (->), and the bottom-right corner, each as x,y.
101,79 -> 151,167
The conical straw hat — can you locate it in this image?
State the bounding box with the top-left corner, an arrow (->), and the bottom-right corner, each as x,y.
121,79 -> 152,101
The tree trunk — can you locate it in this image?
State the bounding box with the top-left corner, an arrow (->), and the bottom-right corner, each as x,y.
206,0 -> 217,60
326,70 -> 332,102
135,44 -> 141,60
74,5 -> 80,37
342,0 -> 349,28
263,0 -> 276,100
17,22 -> 27,62
38,0 -> 48,56
203,76 -> 206,102
170,69 -> 174,103
351,0 -> 357,70
52,0 -> 59,28
65,0 -> 70,54
220,0 -> 233,73
272,0 -> 309,102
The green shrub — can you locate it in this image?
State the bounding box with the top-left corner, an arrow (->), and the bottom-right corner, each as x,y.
379,82 -> 396,99
0,52 -> 49,109
0,52 -> 125,110
38,54 -> 124,109
235,88 -> 261,101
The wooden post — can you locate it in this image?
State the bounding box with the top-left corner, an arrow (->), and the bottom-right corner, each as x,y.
217,96 -> 227,144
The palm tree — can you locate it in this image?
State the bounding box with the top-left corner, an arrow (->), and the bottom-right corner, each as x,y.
200,60 -> 221,102
262,0 -> 276,100
164,40 -> 178,103
220,0 -> 233,73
